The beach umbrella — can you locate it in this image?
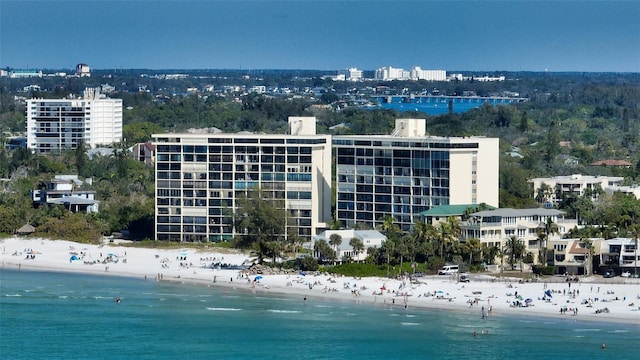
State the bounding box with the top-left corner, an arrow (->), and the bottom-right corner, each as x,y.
70,255 -> 79,261
299,272 -> 306,276
544,290 -> 552,298
255,275 -> 263,281
525,298 -> 533,304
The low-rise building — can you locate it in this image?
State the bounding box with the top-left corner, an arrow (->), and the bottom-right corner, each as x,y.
419,203 -> 496,226
31,175 -> 98,213
460,208 -> 578,265
304,229 -> 386,263
597,238 -> 639,276
548,238 -> 598,275
131,142 -> 156,165
529,174 -> 624,206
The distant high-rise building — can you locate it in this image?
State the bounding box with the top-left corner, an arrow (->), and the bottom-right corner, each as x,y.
375,66 -> 446,81
375,66 -> 410,81
26,88 -> 123,153
333,119 -> 499,232
410,67 -> 446,81
76,63 -> 91,77
338,68 -> 364,81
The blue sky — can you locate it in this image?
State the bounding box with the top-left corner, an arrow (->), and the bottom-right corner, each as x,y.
1,0 -> 639,72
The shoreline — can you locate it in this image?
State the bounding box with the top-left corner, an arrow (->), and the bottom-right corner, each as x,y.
2,237 -> 639,327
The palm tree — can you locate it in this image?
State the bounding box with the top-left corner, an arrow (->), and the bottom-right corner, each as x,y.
463,238 -> 482,267
437,217 -> 461,261
411,220 -> 427,255
313,239 -> 335,264
581,237 -> 595,276
537,217 -> 559,265
482,244 -> 500,266
535,182 -> 554,205
504,235 -> 525,270
250,240 -> 269,264
328,233 -> 343,264
396,235 -> 410,276
629,224 -> 640,277
349,237 -> 364,262
377,215 -> 400,241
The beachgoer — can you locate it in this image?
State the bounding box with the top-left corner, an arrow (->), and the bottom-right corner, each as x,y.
601,343 -> 606,349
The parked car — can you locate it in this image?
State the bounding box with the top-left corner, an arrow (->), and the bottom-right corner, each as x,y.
603,270 -> 615,278
459,274 -> 470,283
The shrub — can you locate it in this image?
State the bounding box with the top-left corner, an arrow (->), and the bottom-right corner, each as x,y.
532,265 -> 555,275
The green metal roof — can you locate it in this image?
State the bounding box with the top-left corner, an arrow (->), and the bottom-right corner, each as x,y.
419,204 -> 496,217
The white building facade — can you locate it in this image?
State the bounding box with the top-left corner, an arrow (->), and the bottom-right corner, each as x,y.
338,68 -> 364,81
375,66 -> 446,81
460,208 -> 578,265
410,67 -> 447,81
26,88 -> 122,153
334,119 -> 499,232
529,174 -> 625,205
306,229 -> 386,263
152,117 -> 332,242
374,66 -> 410,81
598,238 -> 639,276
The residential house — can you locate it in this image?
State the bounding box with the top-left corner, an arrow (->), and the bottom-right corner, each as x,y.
548,238 -> 599,275
597,238 -> 639,276
31,175 -> 98,213
305,229 -> 386,263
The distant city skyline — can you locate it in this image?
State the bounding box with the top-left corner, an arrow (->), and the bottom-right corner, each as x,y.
1,0 -> 639,72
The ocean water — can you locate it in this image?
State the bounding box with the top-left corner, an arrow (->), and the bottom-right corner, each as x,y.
1,269 -> 639,360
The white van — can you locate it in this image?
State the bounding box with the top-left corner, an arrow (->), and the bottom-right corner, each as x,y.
438,265 -> 459,275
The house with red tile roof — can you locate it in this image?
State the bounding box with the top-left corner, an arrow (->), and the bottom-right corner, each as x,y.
590,159 -> 632,167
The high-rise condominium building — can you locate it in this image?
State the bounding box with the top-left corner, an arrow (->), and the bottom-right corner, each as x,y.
334,119 -> 499,232
152,117 -> 332,242
26,88 -> 122,153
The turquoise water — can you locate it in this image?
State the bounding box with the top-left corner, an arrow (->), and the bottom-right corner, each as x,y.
372,95 -> 522,114
1,269 -> 639,359
377,101 -> 484,115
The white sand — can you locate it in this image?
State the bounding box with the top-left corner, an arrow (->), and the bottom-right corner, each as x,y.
2,237 -> 640,325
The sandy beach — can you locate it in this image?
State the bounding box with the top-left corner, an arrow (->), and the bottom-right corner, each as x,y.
2,237 -> 639,326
